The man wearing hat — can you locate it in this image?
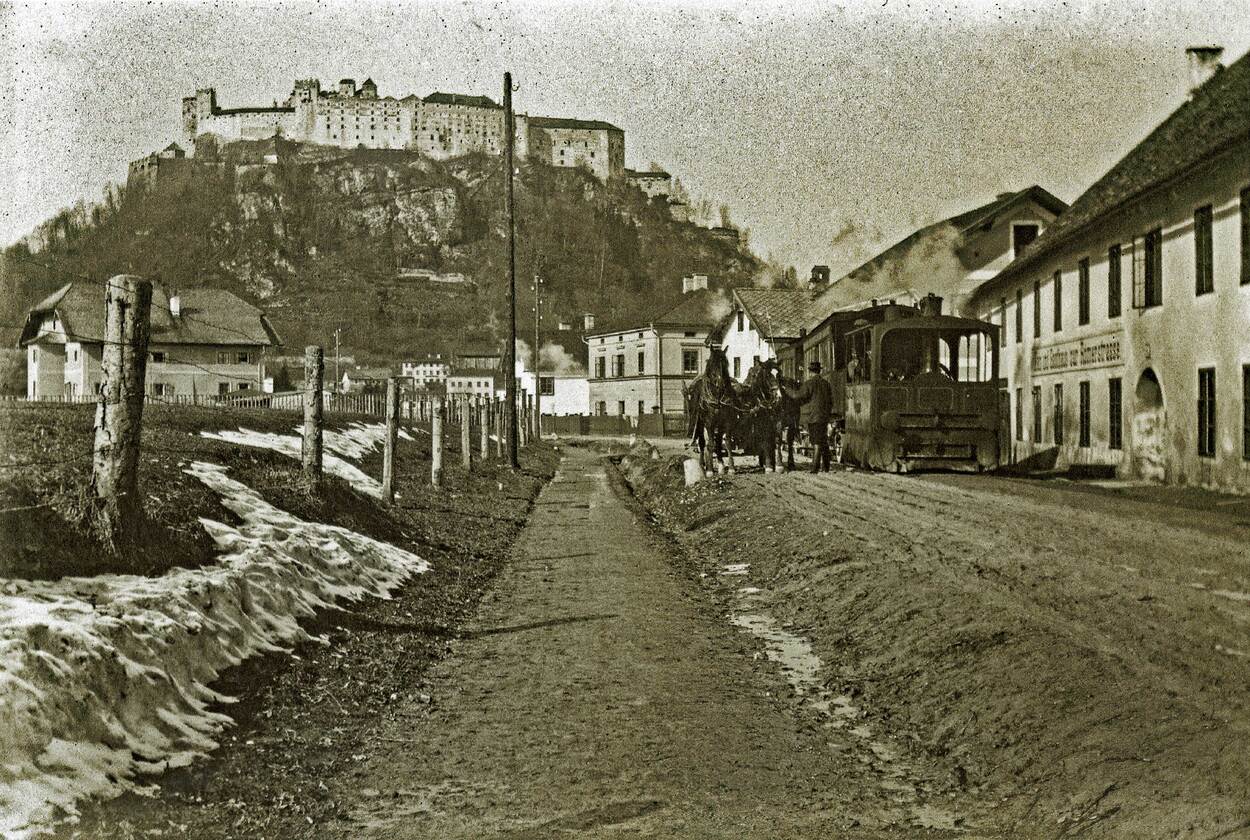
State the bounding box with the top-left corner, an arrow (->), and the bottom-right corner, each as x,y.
779,360 -> 833,473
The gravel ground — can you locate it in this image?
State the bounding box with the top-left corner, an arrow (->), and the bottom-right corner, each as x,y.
625,451 -> 1250,839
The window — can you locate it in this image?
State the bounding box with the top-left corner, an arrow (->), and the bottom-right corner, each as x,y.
1014,388 -> 1022,441
1195,204 -> 1214,295
682,349 -> 699,374
218,382 -> 230,396
1033,279 -> 1041,338
152,382 -> 172,397
539,376 -> 554,396
1052,383 -> 1063,445
1078,258 -> 1090,325
732,357 -> 741,379
613,354 -> 625,377
150,351 -> 166,363
1032,386 -> 1042,443
637,400 -> 645,416
637,351 -> 645,374
1012,224 -> 1039,257
1078,381 -> 1090,447
1109,377 -> 1123,450
596,400 -> 606,416
1241,187 -> 1249,286
1052,271 -> 1062,332
1108,244 -> 1122,318
1198,367 -> 1216,457
736,309 -> 744,332
595,357 -> 606,379
1135,227 -> 1164,308
617,400 -> 626,416
1015,289 -> 1023,344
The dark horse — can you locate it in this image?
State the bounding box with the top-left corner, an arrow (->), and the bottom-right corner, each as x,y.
735,359 -> 781,472
776,389 -> 801,471
684,346 -> 741,475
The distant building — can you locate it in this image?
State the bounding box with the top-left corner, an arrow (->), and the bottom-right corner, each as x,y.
586,284 -> 724,418
180,78 -> 627,181
968,46 -> 1250,491
400,355 -> 450,389
708,226 -> 742,246
524,116 -> 626,181
625,169 -> 672,200
446,369 -> 498,399
341,366 -> 393,393
126,142 -> 190,186
18,282 -> 280,400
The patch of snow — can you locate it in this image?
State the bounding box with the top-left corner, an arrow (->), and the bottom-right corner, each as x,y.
720,563 -> 750,576
1211,590 -> 1250,603
0,462 -> 427,838
200,420 -> 408,499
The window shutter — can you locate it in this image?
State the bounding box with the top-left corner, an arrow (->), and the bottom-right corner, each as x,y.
1131,235 -> 1145,309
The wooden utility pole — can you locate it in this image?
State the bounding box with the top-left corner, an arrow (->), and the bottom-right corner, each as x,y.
382,377 -> 398,503
431,394 -> 444,487
91,275 -> 152,548
460,395 -> 472,470
303,346 -> 324,484
532,273 -> 542,440
504,71 -> 520,469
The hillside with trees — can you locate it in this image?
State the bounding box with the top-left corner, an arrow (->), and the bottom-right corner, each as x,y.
2,140 -> 766,367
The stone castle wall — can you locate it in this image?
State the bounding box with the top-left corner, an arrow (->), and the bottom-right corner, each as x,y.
179,79 -> 621,179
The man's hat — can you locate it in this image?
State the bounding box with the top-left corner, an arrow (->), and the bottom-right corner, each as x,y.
808,360 -> 823,373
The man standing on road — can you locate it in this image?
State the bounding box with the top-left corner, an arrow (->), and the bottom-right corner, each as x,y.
779,360 -> 833,473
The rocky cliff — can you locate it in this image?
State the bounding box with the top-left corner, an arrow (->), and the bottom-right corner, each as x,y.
3,141 -> 760,361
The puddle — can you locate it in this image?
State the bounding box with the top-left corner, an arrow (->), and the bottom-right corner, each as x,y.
730,612 -> 823,693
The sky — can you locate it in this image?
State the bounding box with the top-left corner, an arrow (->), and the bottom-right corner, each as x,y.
2,0 -> 1248,278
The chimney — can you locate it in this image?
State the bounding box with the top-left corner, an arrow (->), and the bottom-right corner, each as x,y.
1186,46 -> 1224,96
169,294 -> 181,318
809,265 -> 830,290
918,293 -> 944,316
582,312 -> 595,331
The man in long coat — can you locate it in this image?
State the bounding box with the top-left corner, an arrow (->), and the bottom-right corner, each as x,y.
780,360 -> 833,473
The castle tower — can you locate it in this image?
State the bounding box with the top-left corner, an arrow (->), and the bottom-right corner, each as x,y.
360,78 -> 378,99
181,96 -> 198,150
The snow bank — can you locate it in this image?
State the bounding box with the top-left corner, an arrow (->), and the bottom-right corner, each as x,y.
0,462 -> 427,838
199,421 -> 413,499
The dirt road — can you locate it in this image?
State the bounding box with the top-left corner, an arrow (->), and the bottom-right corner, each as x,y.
331,447 -> 980,838
627,454 -> 1250,839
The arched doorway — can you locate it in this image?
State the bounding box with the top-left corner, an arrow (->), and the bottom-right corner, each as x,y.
1133,368 -> 1166,481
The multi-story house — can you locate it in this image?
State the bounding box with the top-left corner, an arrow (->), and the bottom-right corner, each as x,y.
585,279 -> 722,419
400,355 -> 450,389
969,47 -> 1250,491
19,282 -> 280,401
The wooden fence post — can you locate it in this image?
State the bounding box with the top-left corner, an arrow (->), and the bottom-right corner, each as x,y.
431,394 -> 444,487
302,346 -> 324,484
90,275 -> 152,548
480,398 -> 489,459
382,377 -> 398,503
460,395 -> 472,470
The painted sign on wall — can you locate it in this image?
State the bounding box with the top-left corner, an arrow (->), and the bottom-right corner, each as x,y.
1031,331 -> 1122,375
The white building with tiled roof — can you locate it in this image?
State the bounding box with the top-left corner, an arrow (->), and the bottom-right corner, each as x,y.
19,281 -> 281,401
709,288 -> 813,382
968,47 -> 1250,491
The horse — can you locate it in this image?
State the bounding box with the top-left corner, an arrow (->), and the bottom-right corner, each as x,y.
734,359 -> 781,472
776,389 -> 801,471
684,346 -> 741,476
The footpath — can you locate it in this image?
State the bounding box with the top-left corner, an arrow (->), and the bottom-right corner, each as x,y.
333,446 -> 947,839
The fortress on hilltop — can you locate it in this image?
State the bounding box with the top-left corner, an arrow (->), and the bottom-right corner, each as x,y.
181,77 -> 626,181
